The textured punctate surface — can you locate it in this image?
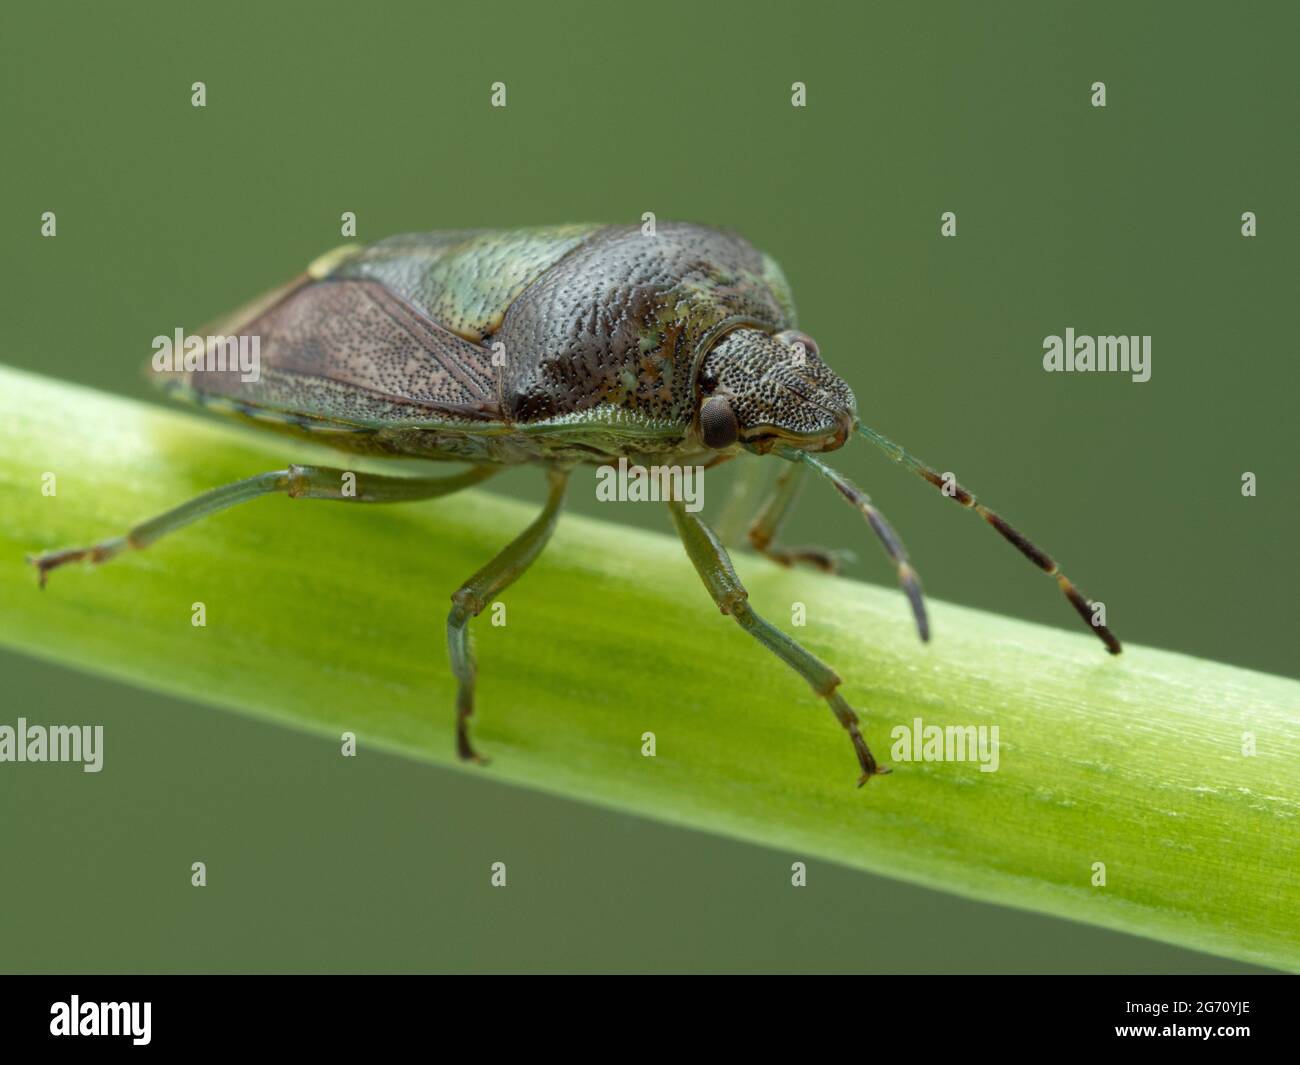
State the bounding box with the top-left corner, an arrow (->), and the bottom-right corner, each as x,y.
701,328 -> 857,443
497,222 -> 797,424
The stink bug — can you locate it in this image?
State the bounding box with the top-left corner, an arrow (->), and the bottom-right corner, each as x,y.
30,223 -> 1120,783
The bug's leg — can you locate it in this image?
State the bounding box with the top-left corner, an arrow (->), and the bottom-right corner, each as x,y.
29,464 -> 500,586
746,461 -> 853,574
447,468 -> 569,764
776,449 -> 930,642
713,456 -> 767,548
668,497 -> 887,786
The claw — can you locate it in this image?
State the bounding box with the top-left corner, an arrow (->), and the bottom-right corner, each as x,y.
27,547 -> 90,589
27,536 -> 127,589
456,712 -> 490,766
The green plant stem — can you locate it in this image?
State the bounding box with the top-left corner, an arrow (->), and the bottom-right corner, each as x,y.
1,366 -> 1297,969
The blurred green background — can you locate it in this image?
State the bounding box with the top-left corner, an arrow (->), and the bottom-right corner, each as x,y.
1,0 -> 1294,971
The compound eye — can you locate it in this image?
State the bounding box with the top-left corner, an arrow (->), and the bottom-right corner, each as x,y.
699,395 -> 739,449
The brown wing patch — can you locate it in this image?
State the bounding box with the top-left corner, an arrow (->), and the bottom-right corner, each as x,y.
179,279 -> 503,425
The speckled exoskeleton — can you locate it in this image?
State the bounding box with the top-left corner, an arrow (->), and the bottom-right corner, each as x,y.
31,223 -> 1120,783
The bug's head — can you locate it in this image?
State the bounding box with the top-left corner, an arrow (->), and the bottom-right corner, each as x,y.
695,327 -> 856,454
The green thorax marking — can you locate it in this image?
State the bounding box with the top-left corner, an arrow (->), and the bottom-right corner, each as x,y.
330,225 -> 601,342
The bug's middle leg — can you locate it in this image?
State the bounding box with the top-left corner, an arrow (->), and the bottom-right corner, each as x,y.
746,462 -> 850,574
447,468 -> 569,763
668,497 -> 887,785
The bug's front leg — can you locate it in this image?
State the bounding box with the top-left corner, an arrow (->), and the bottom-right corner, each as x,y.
668,497 -> 887,785
29,464 -> 500,586
447,468 -> 569,764
746,462 -> 852,574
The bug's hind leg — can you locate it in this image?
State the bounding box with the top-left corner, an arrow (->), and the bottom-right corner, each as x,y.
668,497 -> 887,785
29,463 -> 500,586
447,468 -> 569,764
746,462 -> 853,574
